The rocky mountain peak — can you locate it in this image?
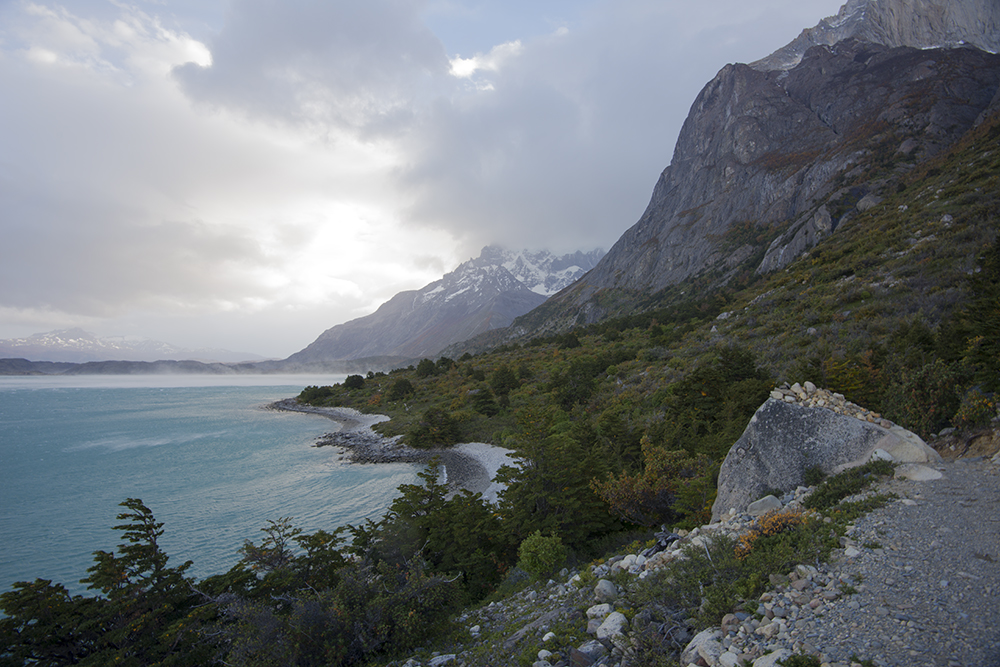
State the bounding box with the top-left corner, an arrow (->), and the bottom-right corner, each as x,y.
752,0 -> 1000,72
282,245 -> 604,366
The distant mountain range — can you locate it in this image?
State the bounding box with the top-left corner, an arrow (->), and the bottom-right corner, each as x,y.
0,328 -> 265,364
282,246 -> 604,367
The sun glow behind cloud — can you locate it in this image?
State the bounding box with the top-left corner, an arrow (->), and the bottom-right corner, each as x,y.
0,0 -> 847,357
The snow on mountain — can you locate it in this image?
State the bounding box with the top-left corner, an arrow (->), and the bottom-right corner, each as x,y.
283,245 -> 604,365
0,328 -> 264,363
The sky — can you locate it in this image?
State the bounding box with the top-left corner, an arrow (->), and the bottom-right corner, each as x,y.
0,0 -> 846,359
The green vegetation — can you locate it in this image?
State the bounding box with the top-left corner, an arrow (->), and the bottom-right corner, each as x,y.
515,531 -> 567,579
4,89 -> 998,667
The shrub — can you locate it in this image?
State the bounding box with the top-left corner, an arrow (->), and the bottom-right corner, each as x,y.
592,438 -> 717,527
415,358 -> 437,378
343,374 -> 364,390
803,459 -> 894,511
952,387 -> 998,429
879,359 -> 961,437
516,531 -> 566,578
778,655 -> 822,667
387,378 -> 415,401
735,509 -> 804,560
408,408 -> 460,448
803,466 -> 826,487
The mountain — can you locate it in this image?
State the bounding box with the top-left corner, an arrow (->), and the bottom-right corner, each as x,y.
283,246 -> 603,366
751,0 -> 1000,72
0,328 -> 264,364
502,0 -> 1000,337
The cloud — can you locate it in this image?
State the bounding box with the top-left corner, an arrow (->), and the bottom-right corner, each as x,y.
0,0 -> 846,356
173,0 -> 452,132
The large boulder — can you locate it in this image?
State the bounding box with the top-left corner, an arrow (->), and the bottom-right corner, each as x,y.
711,398 -> 939,520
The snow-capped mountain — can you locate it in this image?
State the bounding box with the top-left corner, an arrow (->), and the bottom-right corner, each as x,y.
283,246 -> 604,365
0,328 -> 264,363
479,246 -> 606,296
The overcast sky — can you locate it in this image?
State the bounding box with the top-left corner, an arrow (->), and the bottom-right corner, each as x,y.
0,0 -> 845,358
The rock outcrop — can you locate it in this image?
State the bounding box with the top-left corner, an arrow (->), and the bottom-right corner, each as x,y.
710,382 -> 940,521
555,40 -> 1000,307
752,0 -> 1000,72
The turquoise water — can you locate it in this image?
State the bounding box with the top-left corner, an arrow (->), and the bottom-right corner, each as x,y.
0,376 -> 420,595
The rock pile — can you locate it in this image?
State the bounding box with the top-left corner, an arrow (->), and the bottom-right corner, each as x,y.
769,381 -> 891,428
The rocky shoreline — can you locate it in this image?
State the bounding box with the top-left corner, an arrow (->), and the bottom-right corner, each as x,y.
265,399 -> 515,500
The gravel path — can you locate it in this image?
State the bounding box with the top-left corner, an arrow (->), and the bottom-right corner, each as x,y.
721,457 -> 1000,667
810,457 -> 1000,667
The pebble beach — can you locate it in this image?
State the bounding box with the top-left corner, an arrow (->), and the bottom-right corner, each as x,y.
267,399 -> 517,502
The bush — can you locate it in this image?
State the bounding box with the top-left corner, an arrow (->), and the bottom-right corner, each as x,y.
516,531 -> 566,578
343,374 -> 364,390
879,359 -> 961,437
735,509 -> 804,560
803,459 -> 894,511
408,408 -> 460,448
952,387 -> 998,429
387,378 -> 415,401
415,359 -> 437,378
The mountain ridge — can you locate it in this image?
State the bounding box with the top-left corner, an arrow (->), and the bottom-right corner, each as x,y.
0,328 -> 265,364
282,246 -> 603,366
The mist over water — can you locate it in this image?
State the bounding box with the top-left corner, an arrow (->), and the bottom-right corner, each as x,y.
0,376 -> 420,595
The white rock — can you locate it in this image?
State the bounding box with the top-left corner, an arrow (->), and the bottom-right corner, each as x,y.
753,649 -> 793,667
884,426 -> 942,463
680,628 -> 723,666
596,612 -> 629,640
469,624 -> 480,636
594,579 -> 618,602
542,632 -> 555,642
747,495 -> 782,516
894,464 -> 944,481
428,655 -> 457,667
804,381 -> 817,393
871,448 -> 894,462
844,546 -> 862,558
538,649 -> 553,660
719,651 -> 741,667
586,603 -> 613,619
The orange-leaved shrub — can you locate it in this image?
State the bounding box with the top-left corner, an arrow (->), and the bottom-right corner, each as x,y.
734,508 -> 805,560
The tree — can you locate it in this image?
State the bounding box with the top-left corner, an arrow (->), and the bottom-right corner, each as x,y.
387,378 -> 415,401
343,374 -> 364,390
1,499 -> 215,666
415,358 -> 437,378
408,408 -> 460,448
592,438 -> 718,527
496,406 -> 618,550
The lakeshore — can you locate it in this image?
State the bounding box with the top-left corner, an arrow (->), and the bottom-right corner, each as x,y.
267,399 -> 517,502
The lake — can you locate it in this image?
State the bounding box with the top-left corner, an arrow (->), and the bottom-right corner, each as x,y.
0,375 -> 420,595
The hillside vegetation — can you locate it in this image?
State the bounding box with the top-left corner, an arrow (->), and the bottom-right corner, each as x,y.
2,94 -> 998,667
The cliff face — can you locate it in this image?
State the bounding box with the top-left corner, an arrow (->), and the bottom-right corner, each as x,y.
752,0 -> 1000,72
543,39 -> 1000,320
